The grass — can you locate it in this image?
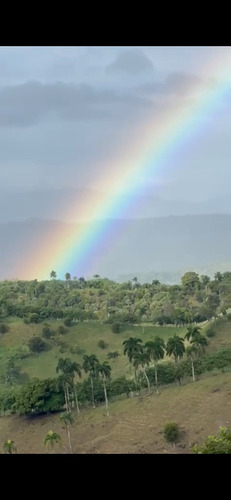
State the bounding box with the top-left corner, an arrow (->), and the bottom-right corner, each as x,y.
1,370 -> 231,453
0,320 -> 187,384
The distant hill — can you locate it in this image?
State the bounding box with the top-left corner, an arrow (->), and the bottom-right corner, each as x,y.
0,187 -> 231,223
0,214 -> 231,281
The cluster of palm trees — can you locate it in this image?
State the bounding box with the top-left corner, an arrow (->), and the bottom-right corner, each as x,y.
123,325 -> 208,394
42,355 -> 112,453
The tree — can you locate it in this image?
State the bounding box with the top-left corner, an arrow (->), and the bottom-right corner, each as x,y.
192,427 -> 231,454
214,272 -> 222,282
185,345 -> 197,382
132,350 -> 151,395
50,270 -> 57,280
107,351 -> 120,361
166,335 -> 185,363
98,340 -> 108,350
44,430 -> 62,451
82,354 -> 100,408
123,337 -> 143,363
181,272 -> 199,291
60,412 -> 74,453
163,422 -> 180,448
184,324 -> 201,342
98,361 -> 111,416
28,336 -> 46,354
191,333 -> 208,358
145,337 -> 165,395
65,273 -> 71,290
56,357 -> 82,413
111,322 -> 121,334
3,439 -> 17,454
123,337 -> 143,394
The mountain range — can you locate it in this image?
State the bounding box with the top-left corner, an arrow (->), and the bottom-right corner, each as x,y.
0,214 -> 230,282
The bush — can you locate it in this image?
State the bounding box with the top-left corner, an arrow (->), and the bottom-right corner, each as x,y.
42,324 -> 54,339
111,322 -> 121,334
0,323 -> 9,334
63,318 -> 72,327
69,345 -> 85,355
57,325 -> 67,335
192,427 -> 231,454
28,336 -> 47,354
227,313 -> 231,321
163,422 -> 180,445
205,325 -> 216,338
98,340 -> 108,350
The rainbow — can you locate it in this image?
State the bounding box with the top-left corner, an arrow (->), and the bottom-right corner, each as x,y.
18,50 -> 231,280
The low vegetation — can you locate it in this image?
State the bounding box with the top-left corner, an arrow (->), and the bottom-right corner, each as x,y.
0,269 -> 231,453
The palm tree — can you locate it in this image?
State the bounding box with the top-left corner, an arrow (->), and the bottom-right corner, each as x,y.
98,361 -> 111,416
82,354 -> 100,408
214,272 -> 222,282
186,345 -> 197,382
166,335 -> 185,363
65,273 -> 71,290
56,357 -> 82,413
145,337 -> 165,395
123,337 -> 143,394
50,270 -> 57,280
132,350 -> 151,395
71,362 -> 82,414
123,337 -> 143,362
56,359 -> 73,411
184,325 -> 201,342
60,412 -> 74,453
191,333 -> 208,357
44,430 -> 62,451
3,439 -> 17,454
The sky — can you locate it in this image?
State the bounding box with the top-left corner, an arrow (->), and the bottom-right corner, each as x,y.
1,45 -> 231,218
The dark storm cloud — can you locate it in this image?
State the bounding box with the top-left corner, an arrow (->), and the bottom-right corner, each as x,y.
105,48 -> 155,75
0,81 -> 153,127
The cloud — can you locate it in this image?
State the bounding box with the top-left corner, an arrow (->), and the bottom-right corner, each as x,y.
0,81 -> 153,127
137,72 -> 204,96
105,48 -> 155,76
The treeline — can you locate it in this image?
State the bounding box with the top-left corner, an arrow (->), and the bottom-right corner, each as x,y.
0,270 -> 231,325
1,344 -> 231,417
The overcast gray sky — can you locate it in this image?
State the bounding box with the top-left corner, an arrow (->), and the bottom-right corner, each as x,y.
1,45 -> 231,219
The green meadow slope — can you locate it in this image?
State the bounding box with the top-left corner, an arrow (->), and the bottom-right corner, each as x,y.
0,318 -> 231,453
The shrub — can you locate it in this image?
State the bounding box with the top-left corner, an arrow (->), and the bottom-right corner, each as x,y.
57,325 -> 67,335
63,318 -> 72,327
42,324 -> 54,339
0,323 -> 9,334
111,322 -> 121,334
205,325 -> 216,338
163,422 -> 180,445
98,340 -> 108,349
227,313 -> 231,321
28,336 -> 47,354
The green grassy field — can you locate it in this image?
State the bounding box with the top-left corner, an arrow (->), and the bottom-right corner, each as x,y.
0,320 -> 188,384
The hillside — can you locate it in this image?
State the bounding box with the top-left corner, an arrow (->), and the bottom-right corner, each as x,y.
1,214 -> 231,280
0,275 -> 231,453
1,370 -> 231,454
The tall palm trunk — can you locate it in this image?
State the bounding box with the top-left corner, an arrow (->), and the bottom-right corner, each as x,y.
191,359 -> 195,382
90,376 -> 95,408
154,362 -> 159,395
134,369 -> 139,395
142,367 -> 151,395
103,377 -> 109,416
74,384 -> 80,413
66,425 -> 72,453
66,385 -> 71,411
64,386 -> 68,411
